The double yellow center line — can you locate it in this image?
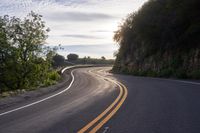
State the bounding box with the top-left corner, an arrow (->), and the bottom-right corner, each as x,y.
78,69 -> 128,133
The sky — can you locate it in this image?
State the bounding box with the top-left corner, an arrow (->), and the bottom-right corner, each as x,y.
0,0 -> 147,59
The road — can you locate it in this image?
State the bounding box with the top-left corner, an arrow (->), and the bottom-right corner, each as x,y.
0,67 -> 200,133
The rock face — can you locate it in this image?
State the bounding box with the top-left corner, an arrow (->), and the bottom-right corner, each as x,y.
113,0 -> 200,79
113,49 -> 200,78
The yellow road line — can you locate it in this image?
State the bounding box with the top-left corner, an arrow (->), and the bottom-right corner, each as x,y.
78,68 -> 128,133
78,80 -> 123,133
89,82 -> 128,133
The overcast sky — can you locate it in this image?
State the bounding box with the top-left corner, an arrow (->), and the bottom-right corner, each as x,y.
0,0 -> 147,59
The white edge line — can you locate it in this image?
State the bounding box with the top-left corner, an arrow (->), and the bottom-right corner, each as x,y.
142,76 -> 200,86
151,77 -> 200,85
0,66 -> 75,116
95,68 -> 200,86
61,66 -> 75,74
169,79 -> 200,85
61,65 -> 93,74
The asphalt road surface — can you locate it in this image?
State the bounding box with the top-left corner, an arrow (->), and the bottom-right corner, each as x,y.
0,67 -> 200,133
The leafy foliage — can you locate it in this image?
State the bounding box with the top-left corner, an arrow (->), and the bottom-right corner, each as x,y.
0,12 -> 60,93
113,0 -> 200,79
66,55 -> 114,65
52,54 -> 65,67
67,53 -> 79,61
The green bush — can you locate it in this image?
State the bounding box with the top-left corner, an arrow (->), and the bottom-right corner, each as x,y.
42,70 -> 60,87
48,71 -> 60,81
159,68 -> 173,78
174,69 -> 188,79
189,70 -> 200,79
146,70 -> 158,77
43,79 -> 56,87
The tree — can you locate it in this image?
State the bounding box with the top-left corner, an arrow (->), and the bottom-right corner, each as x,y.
52,54 -> 65,67
67,53 -> 79,61
0,12 -> 50,91
0,16 -> 12,92
113,0 -> 200,79
101,56 -> 106,60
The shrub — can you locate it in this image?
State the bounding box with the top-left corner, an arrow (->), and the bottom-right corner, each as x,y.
48,71 -> 60,81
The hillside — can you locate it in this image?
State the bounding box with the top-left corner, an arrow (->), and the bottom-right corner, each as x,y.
113,0 -> 200,79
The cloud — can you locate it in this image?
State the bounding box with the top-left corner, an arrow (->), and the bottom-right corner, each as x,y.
91,30 -> 112,33
53,0 -> 91,7
44,11 -> 116,22
0,0 -> 147,59
60,34 -> 103,39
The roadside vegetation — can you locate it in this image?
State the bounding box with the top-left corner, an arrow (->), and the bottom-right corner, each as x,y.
66,53 -> 114,65
0,12 -> 114,96
0,12 -> 62,95
113,0 -> 200,79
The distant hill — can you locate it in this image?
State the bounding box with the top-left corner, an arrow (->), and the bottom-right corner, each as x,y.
113,0 -> 200,79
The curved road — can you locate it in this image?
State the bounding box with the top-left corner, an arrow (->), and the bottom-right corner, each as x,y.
0,67 -> 200,133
